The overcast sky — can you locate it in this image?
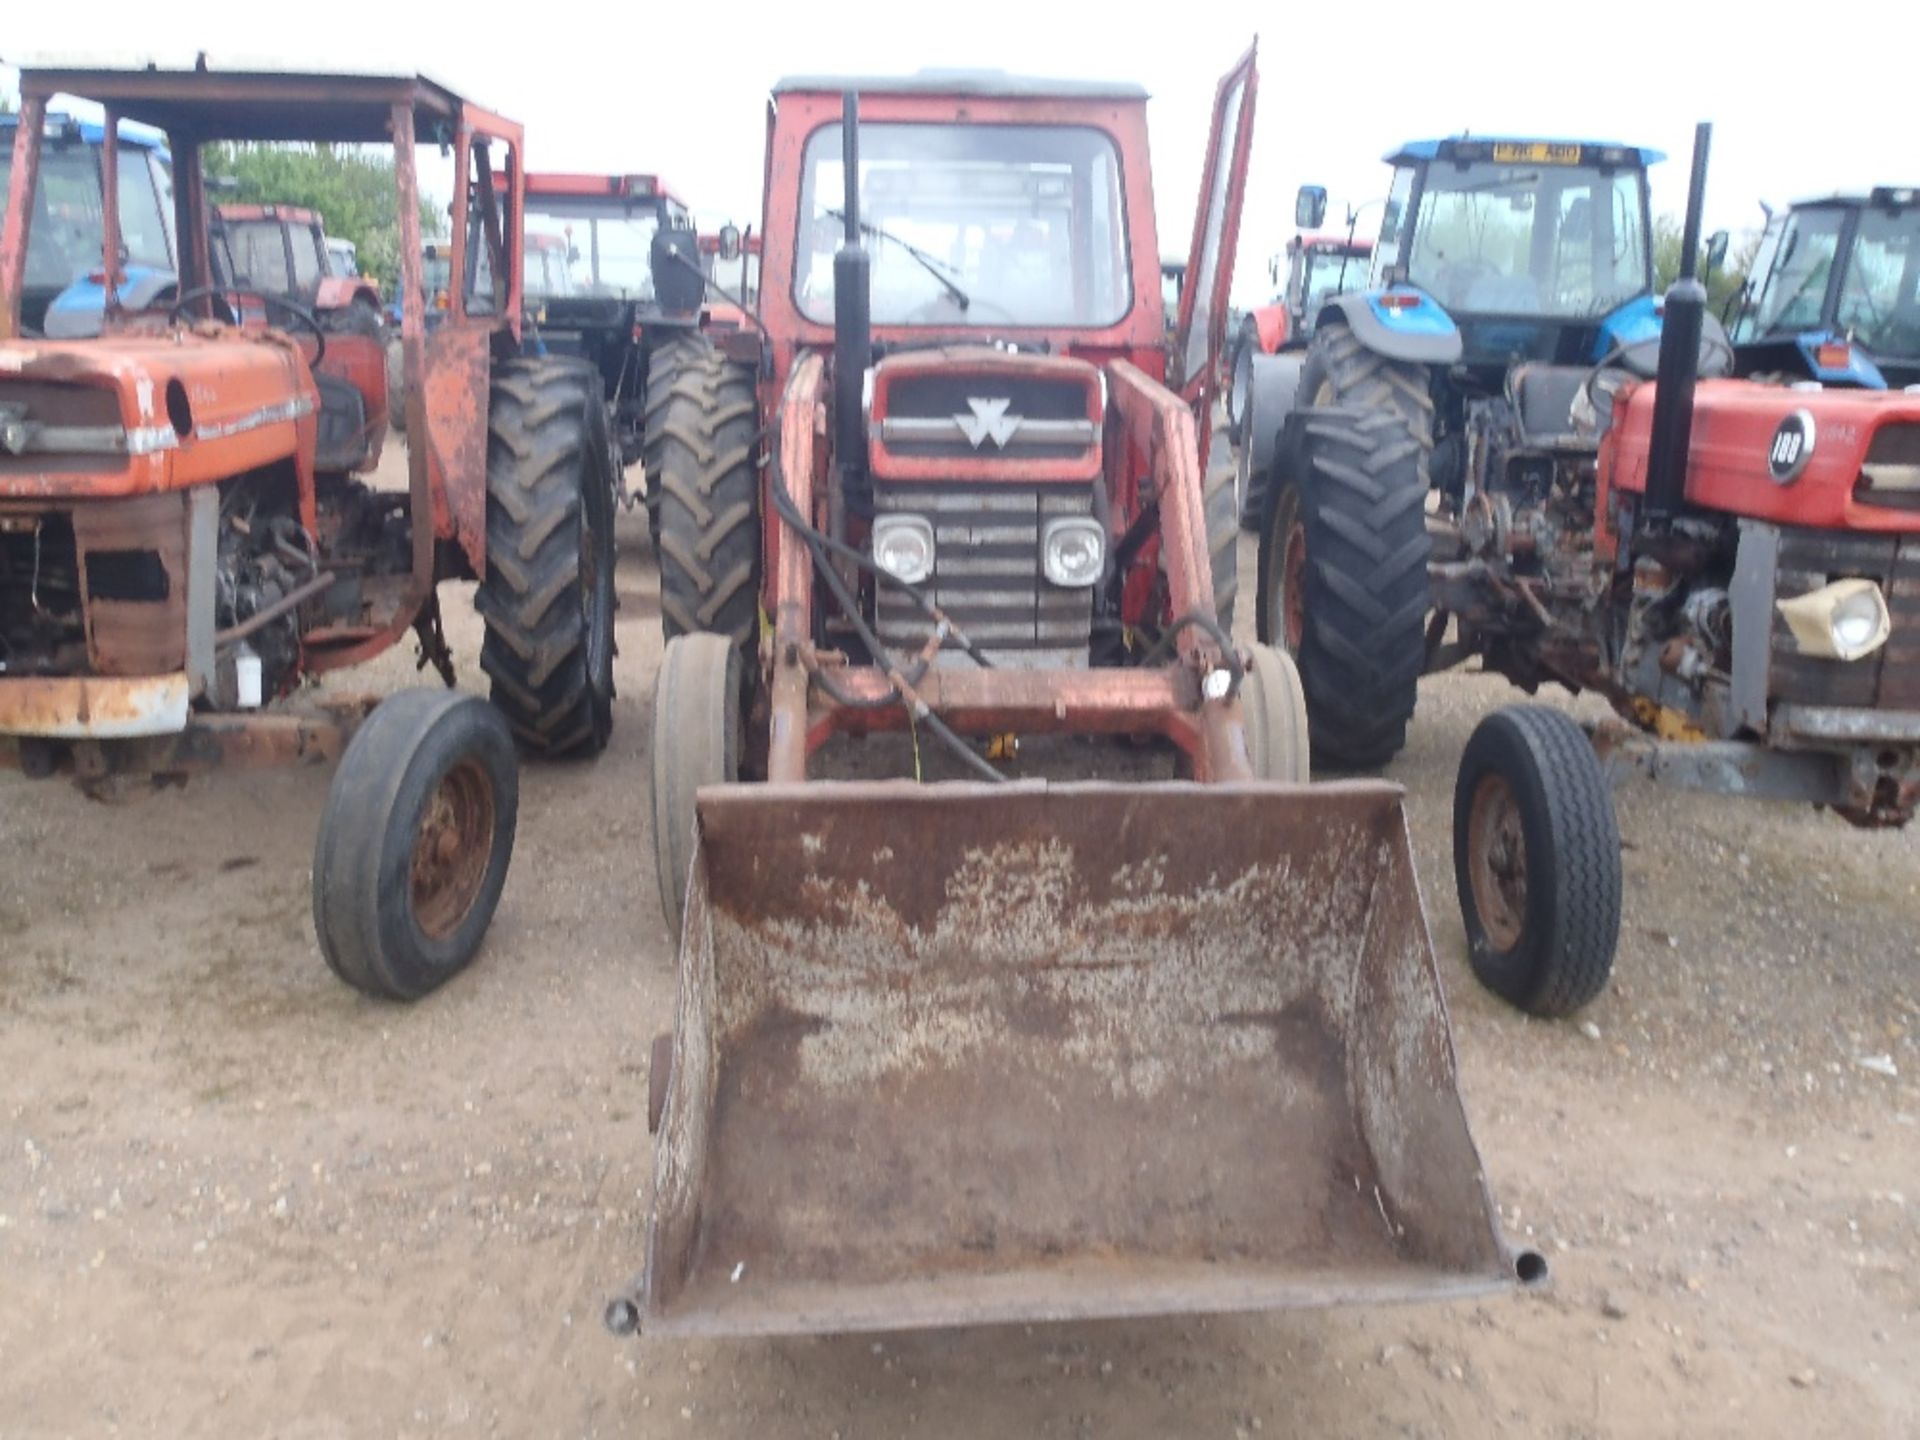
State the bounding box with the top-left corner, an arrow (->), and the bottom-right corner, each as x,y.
5,0 -> 1915,304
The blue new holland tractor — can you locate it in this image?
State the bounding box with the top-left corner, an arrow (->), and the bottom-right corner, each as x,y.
1727,187 -> 1919,390
1242,135 -> 1733,768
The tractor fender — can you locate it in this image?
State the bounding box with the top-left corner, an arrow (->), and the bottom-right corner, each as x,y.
315,276 -> 382,314
1249,300 -> 1290,355
1319,289 -> 1462,366
1243,347 -> 1306,521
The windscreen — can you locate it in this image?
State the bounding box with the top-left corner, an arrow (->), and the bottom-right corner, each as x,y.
1837,205 -> 1920,359
796,122 -> 1131,328
219,219 -> 292,293
524,199 -> 663,300
0,140 -> 175,291
1303,246 -> 1367,310
524,237 -> 576,299
1405,160 -> 1650,317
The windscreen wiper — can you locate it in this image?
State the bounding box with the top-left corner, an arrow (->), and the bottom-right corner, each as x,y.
826,208 -> 970,312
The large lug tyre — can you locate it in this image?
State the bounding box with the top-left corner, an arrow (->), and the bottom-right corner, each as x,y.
313,689 -> 519,1002
1257,319 -> 1432,771
1203,411 -> 1239,632
643,334 -> 761,650
1452,705 -> 1622,1018
476,356 -> 617,758
649,632 -> 742,943
1239,644 -> 1310,782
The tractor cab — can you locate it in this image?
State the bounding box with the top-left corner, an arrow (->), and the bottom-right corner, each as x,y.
1349,137 -> 1668,380
0,109 -> 177,336
1277,232 -> 1371,339
1729,187 -> 1920,389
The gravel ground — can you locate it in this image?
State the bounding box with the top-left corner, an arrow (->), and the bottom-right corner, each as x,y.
1,445 -> 1916,1437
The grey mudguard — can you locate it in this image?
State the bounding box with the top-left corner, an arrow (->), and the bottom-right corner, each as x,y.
1320,292 -> 1463,366
1242,347 -> 1305,514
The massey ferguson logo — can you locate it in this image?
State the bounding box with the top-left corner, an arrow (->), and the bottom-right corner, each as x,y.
1767,409 -> 1816,484
956,397 -> 1022,449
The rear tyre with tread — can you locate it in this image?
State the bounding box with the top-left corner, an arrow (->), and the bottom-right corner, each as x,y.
1258,319 -> 1432,770
649,633 -> 742,943
1452,705 -> 1621,1018
313,689 -> 519,1002
477,356 -> 617,758
644,335 -> 760,650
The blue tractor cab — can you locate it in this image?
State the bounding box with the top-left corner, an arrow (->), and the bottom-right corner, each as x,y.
1727,187 -> 1920,390
0,108 -> 176,335
1331,137 -> 1670,376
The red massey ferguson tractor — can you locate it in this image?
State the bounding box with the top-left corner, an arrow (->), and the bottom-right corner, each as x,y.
616,53 -> 1551,1343
0,67 -> 617,1000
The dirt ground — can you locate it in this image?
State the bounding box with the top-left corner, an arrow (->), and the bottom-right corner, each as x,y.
2,443 -> 1916,1439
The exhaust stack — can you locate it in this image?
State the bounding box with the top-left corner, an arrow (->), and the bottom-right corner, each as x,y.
832,92 -> 872,532
1642,121 -> 1712,525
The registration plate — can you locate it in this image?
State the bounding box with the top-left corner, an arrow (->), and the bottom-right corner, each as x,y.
1492,141 -> 1583,165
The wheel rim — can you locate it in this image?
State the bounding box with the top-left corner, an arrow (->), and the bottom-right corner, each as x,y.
409,758 -> 497,940
1265,486 -> 1307,654
1466,772 -> 1528,952
1282,510 -> 1307,653
1231,343 -> 1252,427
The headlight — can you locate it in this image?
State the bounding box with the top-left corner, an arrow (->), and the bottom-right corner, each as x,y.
872,514 -> 934,585
1041,516 -> 1105,588
1776,578 -> 1892,662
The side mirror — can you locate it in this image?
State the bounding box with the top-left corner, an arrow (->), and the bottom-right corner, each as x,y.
1705,229 -> 1730,274
718,223 -> 743,262
1268,256 -> 1279,285
1295,185 -> 1328,230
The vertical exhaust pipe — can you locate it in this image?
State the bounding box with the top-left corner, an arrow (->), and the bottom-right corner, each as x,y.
1642,121 -> 1712,525
832,93 -> 873,538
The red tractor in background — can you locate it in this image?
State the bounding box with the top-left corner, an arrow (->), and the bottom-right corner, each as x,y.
0,66 -> 617,1001
614,52 -> 1547,1345
1226,227 -> 1370,525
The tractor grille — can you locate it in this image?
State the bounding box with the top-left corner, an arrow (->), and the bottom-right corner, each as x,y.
0,509 -> 86,674
1855,423 -> 1920,513
1769,528 -> 1920,712
873,484 -> 1095,668
876,373 -> 1098,462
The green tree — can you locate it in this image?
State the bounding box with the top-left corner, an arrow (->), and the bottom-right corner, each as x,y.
1653,214 -> 1757,315
203,142 -> 442,288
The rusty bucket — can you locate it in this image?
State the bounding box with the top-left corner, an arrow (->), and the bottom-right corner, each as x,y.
638,780 -> 1540,1338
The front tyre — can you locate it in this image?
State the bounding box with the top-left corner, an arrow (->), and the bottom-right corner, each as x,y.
314,690 -> 519,1001
1452,705 -> 1622,1018
649,633 -> 743,942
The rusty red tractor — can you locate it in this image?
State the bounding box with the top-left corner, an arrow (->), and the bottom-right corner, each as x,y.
0,67 -> 617,1000
616,53 -> 1548,1343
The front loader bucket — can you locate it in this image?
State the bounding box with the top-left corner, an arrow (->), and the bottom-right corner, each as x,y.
640,781 -> 1539,1338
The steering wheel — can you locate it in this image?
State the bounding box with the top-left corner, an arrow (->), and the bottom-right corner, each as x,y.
168,286 -> 326,366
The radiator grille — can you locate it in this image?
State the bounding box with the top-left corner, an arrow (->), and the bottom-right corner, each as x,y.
873,485 -> 1095,667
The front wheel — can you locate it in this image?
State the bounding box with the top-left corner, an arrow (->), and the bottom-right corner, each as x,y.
313,690 -> 520,1001
649,632 -> 743,942
1452,705 -> 1622,1017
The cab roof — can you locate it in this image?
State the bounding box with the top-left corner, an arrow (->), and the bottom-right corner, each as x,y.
14,66 -> 491,144
523,172 -> 689,208
1387,137 -> 1665,167
773,70 -> 1148,101
0,105 -> 170,152
1787,187 -> 1918,210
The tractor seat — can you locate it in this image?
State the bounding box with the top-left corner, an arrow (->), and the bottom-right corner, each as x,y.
1510,364 -> 1593,442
